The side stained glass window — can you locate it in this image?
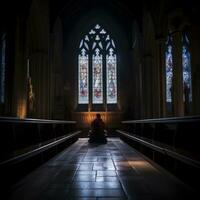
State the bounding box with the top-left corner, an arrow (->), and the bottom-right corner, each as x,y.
107,48 -> 117,104
78,49 -> 89,104
78,24 -> 117,105
182,34 -> 192,102
165,36 -> 173,103
92,49 -> 103,103
0,34 -> 6,104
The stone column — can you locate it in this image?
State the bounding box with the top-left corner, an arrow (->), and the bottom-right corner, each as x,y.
26,0 -> 51,119
12,16 -> 27,118
142,54 -> 153,118
190,27 -> 200,115
171,31 -> 184,116
156,37 -> 167,117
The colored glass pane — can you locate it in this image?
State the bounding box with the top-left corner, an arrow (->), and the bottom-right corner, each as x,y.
166,43 -> 173,103
182,35 -> 192,102
78,49 -> 89,104
106,48 -> 117,104
92,49 -> 103,104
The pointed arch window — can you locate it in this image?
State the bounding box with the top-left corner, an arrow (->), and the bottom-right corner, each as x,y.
182,34 -> 192,102
0,33 -> 6,104
165,33 -> 193,115
78,24 -> 117,106
165,36 -> 173,103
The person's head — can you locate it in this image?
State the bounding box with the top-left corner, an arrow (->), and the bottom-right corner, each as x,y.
96,113 -> 101,119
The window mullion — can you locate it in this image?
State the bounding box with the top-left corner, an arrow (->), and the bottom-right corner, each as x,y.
102,50 -> 107,110
89,48 -> 93,111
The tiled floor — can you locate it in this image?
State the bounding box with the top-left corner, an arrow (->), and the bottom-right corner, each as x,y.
8,138 -> 196,200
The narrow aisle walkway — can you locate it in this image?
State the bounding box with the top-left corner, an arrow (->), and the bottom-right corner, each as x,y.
8,138 -> 195,200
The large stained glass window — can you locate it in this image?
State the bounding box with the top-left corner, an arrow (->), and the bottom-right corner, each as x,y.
165,36 -> 173,103
107,48 -> 117,103
182,34 -> 192,102
78,24 -> 117,105
0,34 -> 6,104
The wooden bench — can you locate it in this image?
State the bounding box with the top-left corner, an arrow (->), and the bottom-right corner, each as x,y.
0,117 -> 81,187
117,116 -> 200,190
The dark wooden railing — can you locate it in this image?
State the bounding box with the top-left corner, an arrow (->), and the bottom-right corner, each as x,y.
117,116 -> 200,189
0,117 -> 79,161
0,117 -> 81,186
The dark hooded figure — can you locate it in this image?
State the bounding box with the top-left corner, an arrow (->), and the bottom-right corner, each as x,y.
88,113 -> 107,143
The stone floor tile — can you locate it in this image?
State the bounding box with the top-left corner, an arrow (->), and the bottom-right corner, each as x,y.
96,176 -> 119,182
73,174 -> 96,182
70,181 -> 122,189
68,189 -> 126,198
97,170 -> 117,177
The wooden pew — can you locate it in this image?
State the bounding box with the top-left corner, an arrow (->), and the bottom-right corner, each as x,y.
0,117 -> 81,187
117,116 -> 200,190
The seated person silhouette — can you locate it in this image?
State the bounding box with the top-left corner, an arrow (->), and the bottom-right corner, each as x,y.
88,113 -> 107,143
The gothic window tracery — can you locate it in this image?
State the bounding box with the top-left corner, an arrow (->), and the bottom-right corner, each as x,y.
78,24 -> 117,105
